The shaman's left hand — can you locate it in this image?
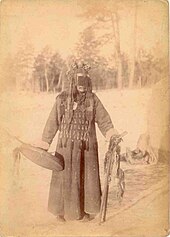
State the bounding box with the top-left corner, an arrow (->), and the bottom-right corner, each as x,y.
105,128 -> 119,142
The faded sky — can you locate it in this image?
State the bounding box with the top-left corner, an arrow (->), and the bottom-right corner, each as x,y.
0,0 -> 168,60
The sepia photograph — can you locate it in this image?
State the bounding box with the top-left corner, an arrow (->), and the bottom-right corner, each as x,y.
0,0 -> 169,236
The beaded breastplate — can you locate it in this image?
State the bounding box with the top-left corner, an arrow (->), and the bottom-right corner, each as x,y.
57,91 -> 94,150
59,103 -> 90,144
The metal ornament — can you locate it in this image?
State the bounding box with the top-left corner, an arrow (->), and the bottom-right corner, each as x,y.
73,102 -> 78,110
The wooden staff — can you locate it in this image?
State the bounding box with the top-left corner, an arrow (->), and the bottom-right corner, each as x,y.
99,131 -> 128,224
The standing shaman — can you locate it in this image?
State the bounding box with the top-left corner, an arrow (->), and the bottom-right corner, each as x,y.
41,62 -> 118,221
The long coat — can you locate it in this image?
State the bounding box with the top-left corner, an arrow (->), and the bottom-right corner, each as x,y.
42,92 -> 113,220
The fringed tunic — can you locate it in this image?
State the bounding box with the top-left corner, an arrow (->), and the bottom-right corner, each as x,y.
42,91 -> 113,220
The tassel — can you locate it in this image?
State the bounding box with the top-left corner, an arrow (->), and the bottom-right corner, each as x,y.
71,140 -> 74,150
58,138 -> 62,148
88,123 -> 92,136
82,140 -> 86,150
63,137 -> 67,147
79,140 -> 83,150
85,139 -> 89,151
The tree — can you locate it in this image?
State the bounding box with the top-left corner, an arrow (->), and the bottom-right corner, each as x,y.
33,53 -> 46,92
76,26 -> 113,89
14,44 -> 35,91
41,46 -> 53,92
135,48 -> 167,87
48,52 -> 65,92
129,0 -> 138,88
33,48 -> 65,92
33,46 -> 52,92
78,0 -> 124,89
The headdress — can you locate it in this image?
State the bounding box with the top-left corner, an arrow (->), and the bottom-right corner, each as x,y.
66,61 -> 92,92
64,61 -> 91,123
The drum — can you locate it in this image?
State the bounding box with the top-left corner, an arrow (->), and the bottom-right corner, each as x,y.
16,143 -> 64,171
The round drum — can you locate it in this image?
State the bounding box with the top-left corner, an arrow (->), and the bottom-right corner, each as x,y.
18,143 -> 64,171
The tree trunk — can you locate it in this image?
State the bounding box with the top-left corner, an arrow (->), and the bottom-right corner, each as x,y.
111,12 -> 122,89
115,13 -> 123,89
129,0 -> 137,88
117,57 -> 122,89
57,69 -> 63,91
129,60 -> 135,89
138,75 -> 142,88
44,64 -> 49,92
49,73 -> 55,92
39,76 -> 42,92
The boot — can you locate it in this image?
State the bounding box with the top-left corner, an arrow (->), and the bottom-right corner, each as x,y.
56,215 -> 66,222
80,213 -> 95,222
